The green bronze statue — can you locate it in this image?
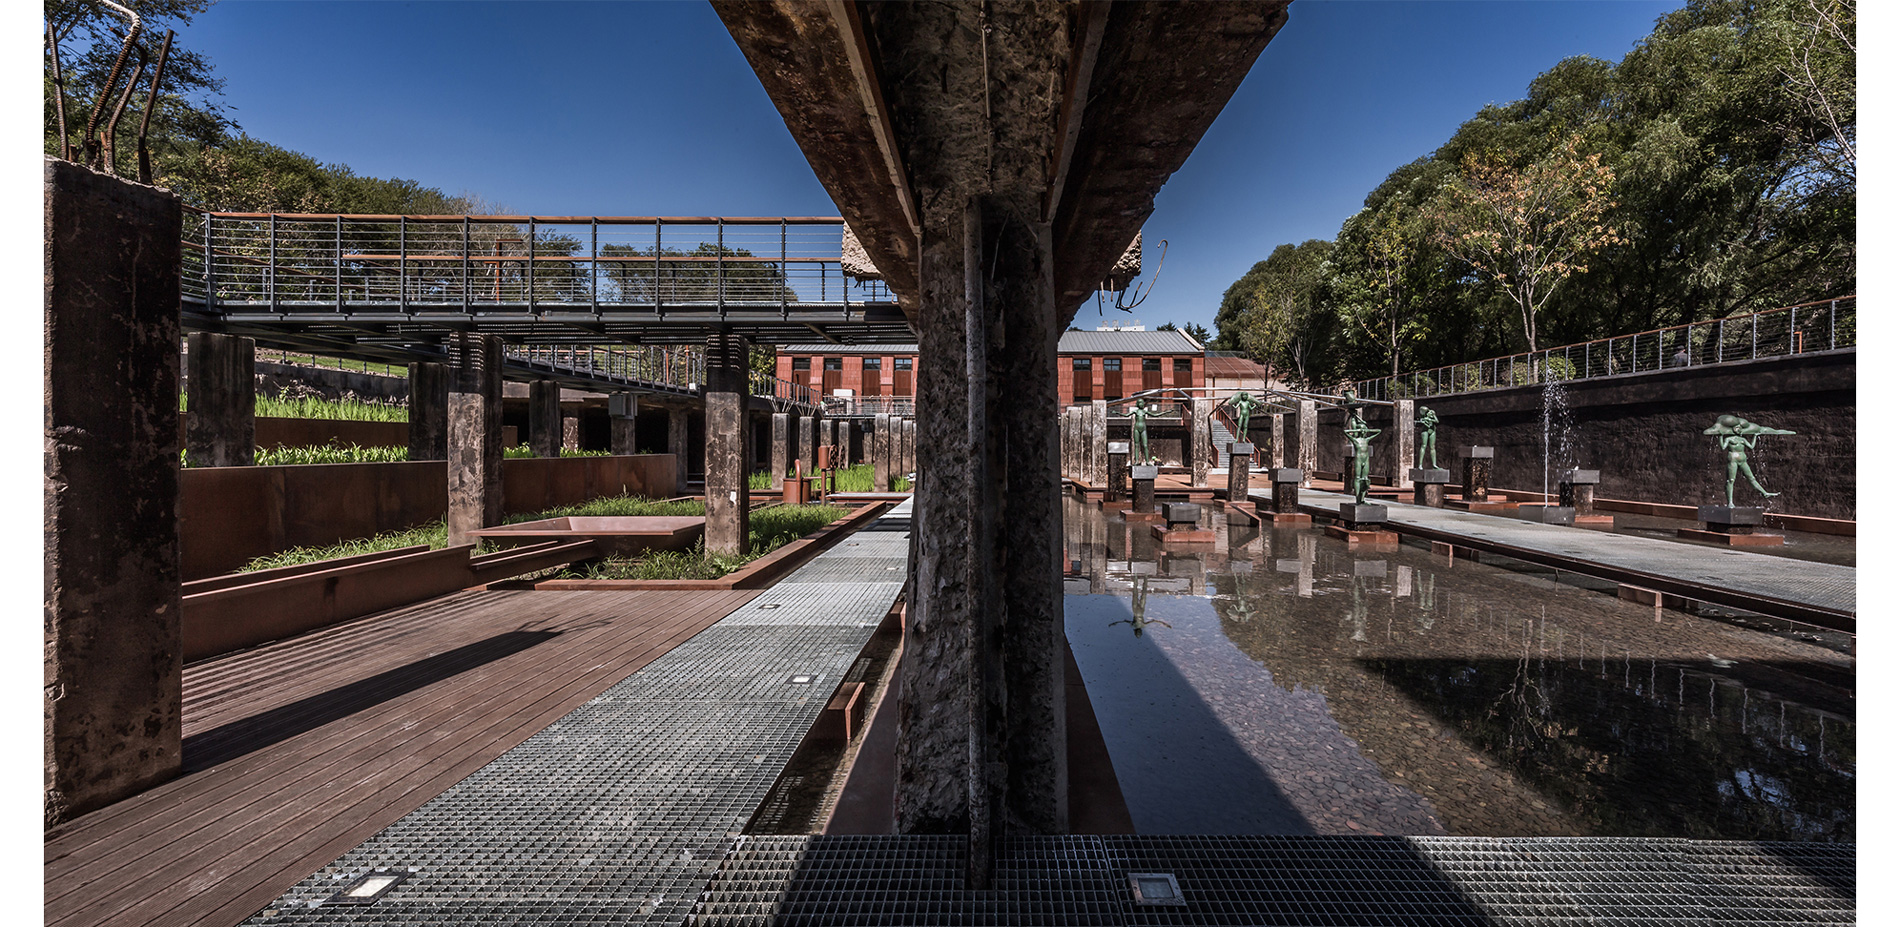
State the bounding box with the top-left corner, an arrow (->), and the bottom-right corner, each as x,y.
1345,416 -> 1382,505
1703,414 -> 1795,507
1416,406 -> 1439,469
1227,390 -> 1259,441
1339,387 -> 1367,431
1128,397 -> 1155,465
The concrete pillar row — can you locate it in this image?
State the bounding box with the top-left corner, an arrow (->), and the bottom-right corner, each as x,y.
446,333 -> 504,547
770,411 -> 792,479
704,331 -> 751,555
528,379 -> 561,458
408,362 -> 450,461
185,331 -> 256,467
45,159 -> 184,825
609,392 -> 638,457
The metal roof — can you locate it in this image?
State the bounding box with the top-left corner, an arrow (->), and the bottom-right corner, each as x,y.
1057,329 -> 1203,354
778,344 -> 918,354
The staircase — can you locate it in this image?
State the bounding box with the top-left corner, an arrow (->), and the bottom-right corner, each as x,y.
1209,415 -> 1237,471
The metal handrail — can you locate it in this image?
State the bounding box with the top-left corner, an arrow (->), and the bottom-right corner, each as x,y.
1345,297 -> 1856,401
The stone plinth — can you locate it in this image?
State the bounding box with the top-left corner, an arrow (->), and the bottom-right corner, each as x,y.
1681,505 -> 1782,546
1459,446 -> 1494,501
1558,469 -> 1612,527
1337,502 -> 1388,530
1328,503 -> 1395,551
1226,442 -> 1254,502
1518,504 -> 1577,526
1164,502 -> 1201,527
1105,442 -> 1129,503
1410,468 -> 1451,507
1129,464 -> 1160,519
1266,468 -> 1308,523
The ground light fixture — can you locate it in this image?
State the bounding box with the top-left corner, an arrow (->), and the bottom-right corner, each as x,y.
788,674 -> 817,685
1127,872 -> 1186,906
325,869 -> 409,905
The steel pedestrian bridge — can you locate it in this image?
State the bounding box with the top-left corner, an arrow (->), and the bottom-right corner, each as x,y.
180,210 -> 917,405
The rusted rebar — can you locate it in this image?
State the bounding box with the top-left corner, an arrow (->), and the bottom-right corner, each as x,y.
101,46 -> 146,177
136,30 -> 174,183
79,0 -> 141,170
47,21 -> 72,161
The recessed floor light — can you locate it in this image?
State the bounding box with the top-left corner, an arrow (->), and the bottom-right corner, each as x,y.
788,674 -> 816,685
759,603 -> 781,609
1128,872 -> 1185,906
327,870 -> 408,905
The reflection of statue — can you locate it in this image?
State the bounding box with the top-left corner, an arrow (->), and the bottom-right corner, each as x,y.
1109,575 -> 1172,637
1416,407 -> 1439,469
1128,398 -> 1154,465
1345,417 -> 1381,505
1227,390 -> 1259,439
1703,414 -> 1795,507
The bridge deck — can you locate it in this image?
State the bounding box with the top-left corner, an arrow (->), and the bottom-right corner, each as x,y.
1266,487 -> 1855,631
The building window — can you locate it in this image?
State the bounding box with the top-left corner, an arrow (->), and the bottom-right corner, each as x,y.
863,357 -> 882,370
1143,358 -> 1161,372
792,357 -> 810,371
823,357 -> 843,371
1103,358 -> 1121,371
895,357 -> 912,371
1174,357 -> 1192,384
1073,358 -> 1091,370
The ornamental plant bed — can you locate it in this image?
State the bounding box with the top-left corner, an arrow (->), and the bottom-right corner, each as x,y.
528,501 -> 888,591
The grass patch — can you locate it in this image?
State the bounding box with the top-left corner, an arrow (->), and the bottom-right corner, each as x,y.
252,443 -> 408,466
240,520 -> 449,572
505,445 -> 612,459
503,496 -> 704,523
750,464 -> 911,493
557,503 -> 851,581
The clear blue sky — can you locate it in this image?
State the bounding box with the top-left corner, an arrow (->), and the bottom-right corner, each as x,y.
180,0 -> 1679,337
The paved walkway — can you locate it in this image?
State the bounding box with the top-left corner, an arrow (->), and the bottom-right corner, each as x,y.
1263,487 -> 1854,630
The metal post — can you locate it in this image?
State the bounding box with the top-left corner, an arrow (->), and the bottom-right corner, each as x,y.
527,218 -> 535,313
781,219 -> 789,318
654,218 -> 664,318
1830,299 -> 1837,350
461,217 -> 470,310
399,216 -> 407,312
716,219 -> 725,319
590,218 -> 598,313
267,213 -> 277,310
335,214 -> 344,310
1789,307 -> 1797,355
1751,311 -> 1758,360
1718,318 -> 1725,363
204,213 -> 215,309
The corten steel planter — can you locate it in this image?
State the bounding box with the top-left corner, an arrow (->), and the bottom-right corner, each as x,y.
467,516 -> 704,558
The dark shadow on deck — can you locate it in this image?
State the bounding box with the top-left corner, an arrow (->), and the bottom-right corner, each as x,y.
184,630 -> 559,769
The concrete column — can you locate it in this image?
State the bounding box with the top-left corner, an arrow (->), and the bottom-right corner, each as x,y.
667,405 -> 691,495
1090,399 -> 1109,486
528,379 -> 560,457
561,405 -> 581,451
1390,399 -> 1415,490
1270,412 -> 1286,468
899,195 -> 1067,860
1190,397 -> 1213,487
408,362 -> 450,461
770,411 -> 792,479
45,159 -> 184,825
446,333 -> 503,546
797,413 -> 817,477
821,419 -> 837,465
873,413 -> 893,491
1297,400 -> 1318,485
903,418 -> 916,478
704,332 -> 751,555
184,332 -> 255,467
609,392 -> 638,456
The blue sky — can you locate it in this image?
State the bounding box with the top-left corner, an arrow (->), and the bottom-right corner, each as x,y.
178,0 -> 1680,336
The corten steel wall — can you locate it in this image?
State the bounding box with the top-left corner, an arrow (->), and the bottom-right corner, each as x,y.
180,415 -> 410,450
1314,352 -> 1854,520
180,454 -> 679,578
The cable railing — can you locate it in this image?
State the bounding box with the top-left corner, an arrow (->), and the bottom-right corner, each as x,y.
1347,297 -> 1855,402
509,343 -> 707,394
751,371 -> 820,408
821,396 -> 915,418
180,209 -> 893,312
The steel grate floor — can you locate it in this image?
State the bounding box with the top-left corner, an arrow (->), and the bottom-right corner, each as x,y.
238,501 -> 914,926
691,835 -> 1854,927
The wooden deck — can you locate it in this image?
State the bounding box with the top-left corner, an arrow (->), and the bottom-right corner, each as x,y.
45,587 -> 758,927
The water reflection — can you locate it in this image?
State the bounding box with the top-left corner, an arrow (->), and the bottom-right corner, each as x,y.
1061,495 -> 1854,841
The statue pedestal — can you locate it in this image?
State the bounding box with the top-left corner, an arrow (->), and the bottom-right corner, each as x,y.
1680,505 -> 1782,546
1409,468 -> 1451,507
1226,442 -> 1254,501
1326,502 -> 1396,548
1152,502 -> 1215,544
1127,465 -> 1162,521
1458,446 -> 1494,501
1264,468 -> 1310,525
1558,469 -> 1613,528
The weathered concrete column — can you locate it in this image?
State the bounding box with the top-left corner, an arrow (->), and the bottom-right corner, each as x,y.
873,413 -> 893,491
1270,412 -> 1287,468
45,159 -> 184,825
1190,397 -> 1213,487
899,196 -> 1066,867
561,405 -> 582,451
609,392 -> 638,456
1389,399 -> 1415,490
446,333 -> 503,546
1227,442 -> 1254,501
184,332 -> 255,467
797,413 -> 817,477
1106,442 -> 1129,503
704,331 -> 751,555
408,362 -> 450,461
666,405 -> 691,495
902,418 -> 916,478
821,419 -> 837,465
528,379 -> 560,458
770,411 -> 792,479
1090,399 -> 1109,487
1296,400 -> 1318,485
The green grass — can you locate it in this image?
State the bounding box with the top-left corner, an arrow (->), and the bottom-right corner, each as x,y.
749,464 -> 911,493
502,496 -> 704,523
256,394 -> 409,422
555,503 -> 851,581
505,445 -> 612,459
252,443 -> 409,466
240,520 -> 450,572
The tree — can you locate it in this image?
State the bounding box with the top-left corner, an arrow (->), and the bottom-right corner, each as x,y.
1428,134 -> 1623,355
45,0 -> 231,176
1230,240 -> 1332,385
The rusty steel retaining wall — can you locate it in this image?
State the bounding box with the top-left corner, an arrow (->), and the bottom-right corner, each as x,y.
181,453 -> 678,579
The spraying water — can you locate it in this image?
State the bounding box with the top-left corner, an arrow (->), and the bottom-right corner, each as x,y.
1540,378 -> 1576,502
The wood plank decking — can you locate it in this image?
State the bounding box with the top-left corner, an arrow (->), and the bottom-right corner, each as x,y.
45,587 -> 758,927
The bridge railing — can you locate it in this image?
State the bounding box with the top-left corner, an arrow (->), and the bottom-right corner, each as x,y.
508,343 -> 706,394
181,209 -> 887,311
821,396 -> 915,418
751,372 -> 818,407
1346,296 -> 1856,401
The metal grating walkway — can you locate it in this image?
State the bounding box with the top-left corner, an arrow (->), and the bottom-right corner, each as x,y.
1267,488 -> 1855,629
237,501 -> 912,926
692,834 -> 1854,926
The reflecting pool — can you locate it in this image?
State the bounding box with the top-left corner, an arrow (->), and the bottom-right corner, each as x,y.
1061,497 -> 1854,840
